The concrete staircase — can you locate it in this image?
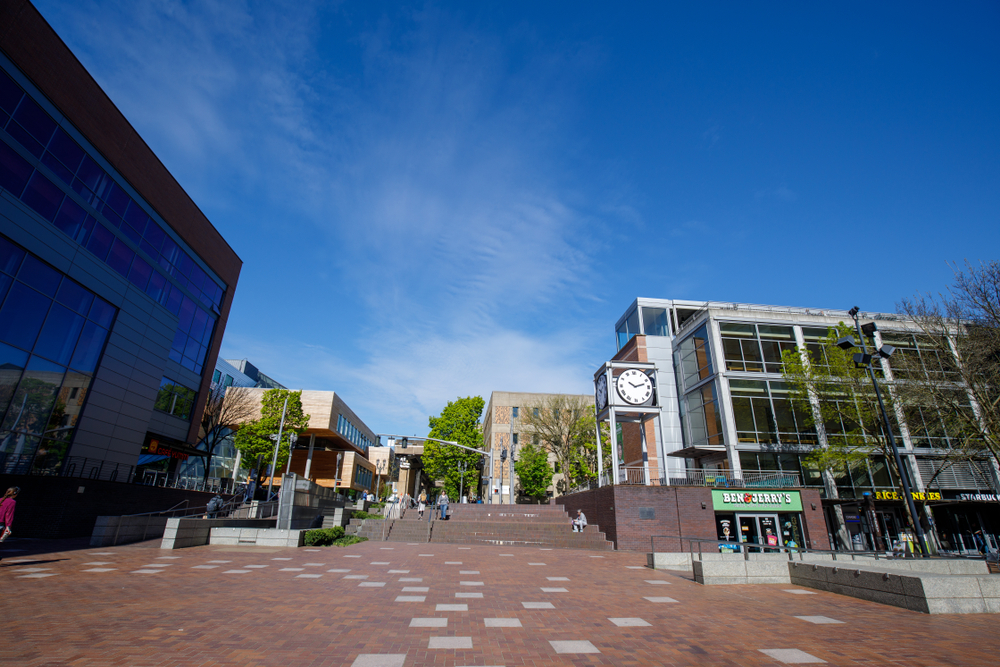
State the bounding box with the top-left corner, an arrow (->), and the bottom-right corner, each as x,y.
345,504 -> 613,550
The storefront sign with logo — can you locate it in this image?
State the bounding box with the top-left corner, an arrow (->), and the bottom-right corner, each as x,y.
712,490 -> 803,512
145,439 -> 189,461
947,492 -> 999,502
874,490 -> 941,501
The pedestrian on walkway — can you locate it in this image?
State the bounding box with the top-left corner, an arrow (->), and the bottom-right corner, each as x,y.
0,486 -> 19,559
974,530 -> 987,555
418,491 -> 427,518
439,492 -> 449,520
572,509 -> 587,533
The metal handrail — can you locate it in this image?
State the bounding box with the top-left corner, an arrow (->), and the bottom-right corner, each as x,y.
649,534 -> 930,561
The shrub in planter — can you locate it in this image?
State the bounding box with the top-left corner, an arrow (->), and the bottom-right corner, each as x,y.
303,526 -> 345,546
332,536 -> 368,547
351,510 -> 381,520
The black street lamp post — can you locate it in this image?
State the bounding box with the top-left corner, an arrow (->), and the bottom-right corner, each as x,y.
838,306 -> 928,556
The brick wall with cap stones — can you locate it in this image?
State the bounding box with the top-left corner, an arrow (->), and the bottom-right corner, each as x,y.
558,485 -> 829,551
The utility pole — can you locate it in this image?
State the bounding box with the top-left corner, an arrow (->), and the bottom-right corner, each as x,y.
266,395 -> 289,500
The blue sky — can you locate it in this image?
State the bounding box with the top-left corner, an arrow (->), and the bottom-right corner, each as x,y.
35,1 -> 1000,437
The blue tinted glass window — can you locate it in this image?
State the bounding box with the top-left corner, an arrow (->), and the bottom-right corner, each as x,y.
128,255 -> 152,290
5,120 -> 44,157
106,239 -> 134,277
123,200 -> 147,232
75,154 -> 105,193
160,235 -> 180,267
143,222 -> 165,252
0,140 -> 33,196
164,285 -> 182,315
119,219 -> 142,244
178,296 -> 195,333
103,181 -> 129,215
53,198 -> 90,243
34,303 -> 84,366
69,320 -> 108,373
88,296 -> 115,327
0,341 -> 29,417
0,273 -> 10,304
46,127 -> 84,174
21,171 -> 64,221
86,222 -> 114,261
40,151 -> 73,184
0,283 -> 51,350
0,235 -> 25,275
183,335 -> 200,361
69,177 -> 96,205
56,279 -> 93,315
200,318 -> 215,346
18,255 -> 61,296
0,71 -> 22,114
12,95 -> 56,148
2,355 -> 65,436
145,270 -> 166,302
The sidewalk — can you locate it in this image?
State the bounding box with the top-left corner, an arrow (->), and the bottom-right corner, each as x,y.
1,539 -> 998,666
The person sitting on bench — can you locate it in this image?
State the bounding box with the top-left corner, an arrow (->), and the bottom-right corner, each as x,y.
572,509 -> 587,533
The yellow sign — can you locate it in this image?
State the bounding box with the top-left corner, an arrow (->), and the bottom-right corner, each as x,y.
874,490 -> 941,501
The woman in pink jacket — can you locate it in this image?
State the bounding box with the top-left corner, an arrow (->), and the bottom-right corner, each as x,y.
0,486 -> 19,559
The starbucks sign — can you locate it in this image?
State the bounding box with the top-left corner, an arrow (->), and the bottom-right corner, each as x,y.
712,489 -> 803,512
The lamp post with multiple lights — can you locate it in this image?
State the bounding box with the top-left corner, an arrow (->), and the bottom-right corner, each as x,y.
837,306 -> 927,555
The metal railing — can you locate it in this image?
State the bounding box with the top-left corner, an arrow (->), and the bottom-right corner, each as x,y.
649,534 -> 924,561
665,469 -> 801,488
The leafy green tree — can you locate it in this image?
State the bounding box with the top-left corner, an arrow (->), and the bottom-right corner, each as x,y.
233,389 -> 309,475
423,396 -> 485,500
513,443 -> 554,502
519,395 -> 608,492
198,385 -> 258,485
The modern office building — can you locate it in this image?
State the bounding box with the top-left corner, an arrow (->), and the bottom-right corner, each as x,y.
0,3 -> 241,481
482,391 -> 591,503
599,298 -> 999,552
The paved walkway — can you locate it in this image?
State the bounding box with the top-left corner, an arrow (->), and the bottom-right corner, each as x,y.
1,539 -> 997,666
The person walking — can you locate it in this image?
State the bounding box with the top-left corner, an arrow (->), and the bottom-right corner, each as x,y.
439,492 -> 449,520
0,486 -> 19,560
418,491 -> 427,518
974,530 -> 987,556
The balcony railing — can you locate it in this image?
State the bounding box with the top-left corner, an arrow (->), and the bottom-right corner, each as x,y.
666,469 -> 800,488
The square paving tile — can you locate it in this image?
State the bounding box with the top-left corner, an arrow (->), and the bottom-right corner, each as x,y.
445,561 -> 462,564
626,566 -> 645,569
795,616 -> 844,625
528,562 -> 546,566
387,569 -> 410,573
344,575 -> 369,579
296,574 -> 323,579
459,570 -> 479,574
609,617 -> 651,627
244,565 -> 268,569
272,558 -> 292,561
550,640 -> 600,654
327,569 -> 351,573
131,569 -> 163,574
82,562 -> 112,566
758,648 -> 826,664
17,573 -> 57,579
541,587 -> 568,592
460,581 -> 484,586
223,570 -> 251,574
643,597 -> 677,603
359,582 -> 386,587
402,587 -> 429,592
395,596 -> 426,602
436,604 -> 468,612
484,618 -> 521,627
155,556 -> 181,560
208,560 -> 232,563
350,655 -> 406,667
304,563 -> 326,567
429,636 -> 472,649
645,580 -> 671,585
82,568 -> 116,573
546,577 -> 569,581
370,562 -> 390,565
344,555 -> 361,558
522,602 -> 555,609
456,592 -> 483,598
409,618 -> 447,627
190,565 -> 218,570
783,589 -> 818,595
399,577 -> 423,582
279,568 -> 305,572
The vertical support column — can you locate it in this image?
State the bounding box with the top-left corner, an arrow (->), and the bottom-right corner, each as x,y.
594,416 -> 604,487
609,408 -> 620,486
303,433 -> 316,480
639,419 -> 650,485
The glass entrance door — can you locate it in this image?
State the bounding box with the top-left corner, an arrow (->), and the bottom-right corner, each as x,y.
737,513 -> 781,551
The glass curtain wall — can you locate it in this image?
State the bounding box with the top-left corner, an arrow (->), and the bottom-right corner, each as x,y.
0,235 -> 114,474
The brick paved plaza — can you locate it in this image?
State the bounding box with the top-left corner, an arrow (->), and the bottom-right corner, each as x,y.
1,539 -> 998,666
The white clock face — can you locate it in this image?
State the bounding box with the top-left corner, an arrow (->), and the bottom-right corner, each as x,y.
616,369 -> 653,405
595,374 -> 608,410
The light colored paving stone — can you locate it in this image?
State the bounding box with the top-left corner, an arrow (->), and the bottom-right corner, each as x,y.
305,549 -> 321,552
643,597 -> 678,603
522,602 -> 555,609
304,563 -> 326,567
208,560 -> 232,563
272,558 -> 292,561
437,604 -> 468,611
588,555 -> 604,558
485,618 -> 521,627
359,582 -> 386,587
82,568 -> 117,572
626,566 -> 646,569
350,655 -> 406,667
410,618 -> 447,627
550,640 -> 600,654
395,596 -> 426,602
528,563 -> 546,566
546,577 -> 569,581
140,564 -> 171,568
131,569 -> 164,574
498,554 -> 513,557
783,590 -> 818,595
155,556 -> 181,559
456,592 -> 483,598
539,548 -> 552,551
402,587 -> 430,592
344,574 -> 369,579
344,555 -> 361,558
388,569 -> 410,573
17,573 -> 57,579
794,616 -> 844,625
399,577 -> 423,582
460,581 -> 484,586
458,547 -> 471,550
328,569 -> 351,573
296,574 -> 323,579
418,554 -> 435,557
191,565 -> 218,570
83,562 -> 112,566
370,562 -> 390,565
223,570 -> 251,574
13,568 -> 51,573
609,617 -> 651,627
758,649 -> 826,664
279,568 -> 305,572
645,580 -> 671,585
429,637 -> 473,649
459,570 -> 479,574
244,565 -> 268,569
380,547 -> 394,550
541,587 -> 568,593
89,552 -> 114,555
445,561 -> 462,564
